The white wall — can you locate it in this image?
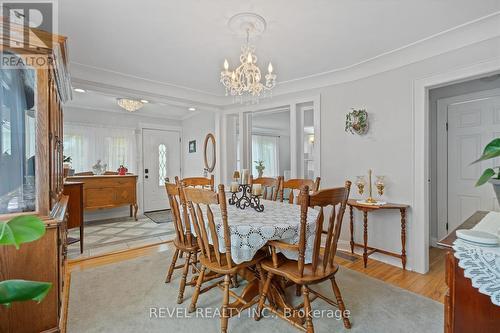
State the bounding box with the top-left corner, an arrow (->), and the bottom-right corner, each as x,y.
316,37 -> 500,271
63,106 -> 182,221
181,111 -> 216,178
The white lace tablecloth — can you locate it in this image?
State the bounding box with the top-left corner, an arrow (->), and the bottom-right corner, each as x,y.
452,212 -> 500,306
207,199 -> 320,264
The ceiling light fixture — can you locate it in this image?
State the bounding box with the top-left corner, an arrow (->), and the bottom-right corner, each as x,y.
188,107 -> 196,111
117,98 -> 144,112
74,88 -> 86,93
140,99 -> 149,103
220,13 -> 276,103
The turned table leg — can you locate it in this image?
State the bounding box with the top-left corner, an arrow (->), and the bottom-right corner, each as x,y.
400,208 -> 407,270
133,203 -> 138,221
363,211 -> 368,268
349,205 -> 354,254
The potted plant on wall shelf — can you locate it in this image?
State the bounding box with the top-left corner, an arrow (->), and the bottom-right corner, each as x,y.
474,138 -> 500,205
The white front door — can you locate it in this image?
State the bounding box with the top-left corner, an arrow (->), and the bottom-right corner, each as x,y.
446,91 -> 500,234
142,129 -> 181,212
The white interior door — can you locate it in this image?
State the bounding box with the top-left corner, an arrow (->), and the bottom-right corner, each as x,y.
445,92 -> 500,234
142,129 -> 181,212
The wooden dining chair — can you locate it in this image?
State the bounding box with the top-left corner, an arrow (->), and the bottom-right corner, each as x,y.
256,181 -> 352,333
164,181 -> 199,304
279,177 -> 321,204
178,175 -> 215,190
250,175 -> 282,201
183,184 -> 268,333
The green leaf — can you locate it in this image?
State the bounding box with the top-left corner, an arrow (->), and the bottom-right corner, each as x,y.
476,168 -> 496,186
472,138 -> 500,163
0,280 -> 52,307
0,215 -> 46,249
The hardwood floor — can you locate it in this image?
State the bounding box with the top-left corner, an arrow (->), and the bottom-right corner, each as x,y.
67,242 -> 447,304
334,246 -> 447,303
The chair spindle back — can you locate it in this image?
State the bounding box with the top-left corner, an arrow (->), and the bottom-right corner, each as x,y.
182,184 -> 232,270
165,182 -> 194,247
280,177 -> 321,204
250,175 -> 282,201
177,175 -> 215,191
296,181 -> 351,277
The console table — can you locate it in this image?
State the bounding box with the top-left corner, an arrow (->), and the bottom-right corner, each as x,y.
66,175 -> 138,220
347,199 -> 409,269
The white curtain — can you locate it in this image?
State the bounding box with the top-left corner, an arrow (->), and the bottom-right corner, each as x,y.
252,134 -> 279,177
63,124 -> 136,173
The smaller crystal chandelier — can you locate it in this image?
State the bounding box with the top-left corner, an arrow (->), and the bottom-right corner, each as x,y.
220,15 -> 276,102
117,98 -> 144,112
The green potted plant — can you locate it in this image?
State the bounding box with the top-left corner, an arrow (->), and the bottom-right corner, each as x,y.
474,138 -> 500,205
0,215 -> 52,307
254,160 -> 265,178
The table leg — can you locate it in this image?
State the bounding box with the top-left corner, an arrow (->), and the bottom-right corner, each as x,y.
129,205 -> 133,217
79,223 -> 84,254
133,204 -> 138,221
349,205 -> 354,254
363,211 -> 368,268
400,208 -> 407,270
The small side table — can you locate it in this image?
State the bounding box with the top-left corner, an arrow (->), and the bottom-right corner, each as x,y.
347,199 -> 409,270
63,181 -> 84,253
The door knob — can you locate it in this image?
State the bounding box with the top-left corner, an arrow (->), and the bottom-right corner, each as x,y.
145,175 -> 149,179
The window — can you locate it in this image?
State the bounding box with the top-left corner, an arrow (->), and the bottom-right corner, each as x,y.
158,143 -> 167,185
63,124 -> 136,173
252,134 -> 279,177
63,133 -> 88,172
104,136 -> 129,171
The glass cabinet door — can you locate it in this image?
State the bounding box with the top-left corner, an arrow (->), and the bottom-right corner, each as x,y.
0,53 -> 37,214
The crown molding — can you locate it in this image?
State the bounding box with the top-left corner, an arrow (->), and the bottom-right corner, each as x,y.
250,11 -> 500,101
70,65 -> 224,108
69,11 -> 500,109
64,104 -> 185,122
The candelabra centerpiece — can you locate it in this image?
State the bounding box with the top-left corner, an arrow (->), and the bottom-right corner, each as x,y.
228,169 -> 264,212
356,169 -> 386,206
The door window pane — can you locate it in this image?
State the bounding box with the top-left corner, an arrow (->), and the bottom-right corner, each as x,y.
158,144 -> 167,185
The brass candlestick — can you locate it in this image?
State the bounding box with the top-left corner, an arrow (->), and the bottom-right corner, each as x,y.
366,169 -> 377,203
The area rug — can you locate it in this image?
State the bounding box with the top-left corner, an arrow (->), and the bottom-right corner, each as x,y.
67,249 -> 443,333
144,209 -> 174,224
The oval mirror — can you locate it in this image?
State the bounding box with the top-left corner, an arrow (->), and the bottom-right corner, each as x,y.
203,133 -> 216,173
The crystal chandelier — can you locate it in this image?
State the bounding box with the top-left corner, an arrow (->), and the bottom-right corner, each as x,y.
117,98 -> 144,112
220,22 -> 276,102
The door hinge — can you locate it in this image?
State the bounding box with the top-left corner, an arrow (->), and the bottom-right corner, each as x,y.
445,122 -> 448,131
445,222 -> 449,231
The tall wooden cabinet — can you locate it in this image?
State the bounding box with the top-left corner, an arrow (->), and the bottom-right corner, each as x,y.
0,19 -> 72,333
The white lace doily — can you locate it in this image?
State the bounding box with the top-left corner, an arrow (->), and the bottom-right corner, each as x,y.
206,199 -> 320,264
452,239 -> 500,306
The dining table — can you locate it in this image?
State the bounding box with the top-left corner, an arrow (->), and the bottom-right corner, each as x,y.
193,197 -> 321,322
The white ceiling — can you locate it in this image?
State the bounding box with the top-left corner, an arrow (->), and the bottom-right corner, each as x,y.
59,0 -> 500,117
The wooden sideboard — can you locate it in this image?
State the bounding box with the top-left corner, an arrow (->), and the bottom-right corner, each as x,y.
66,175 -> 139,220
438,211 -> 499,333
